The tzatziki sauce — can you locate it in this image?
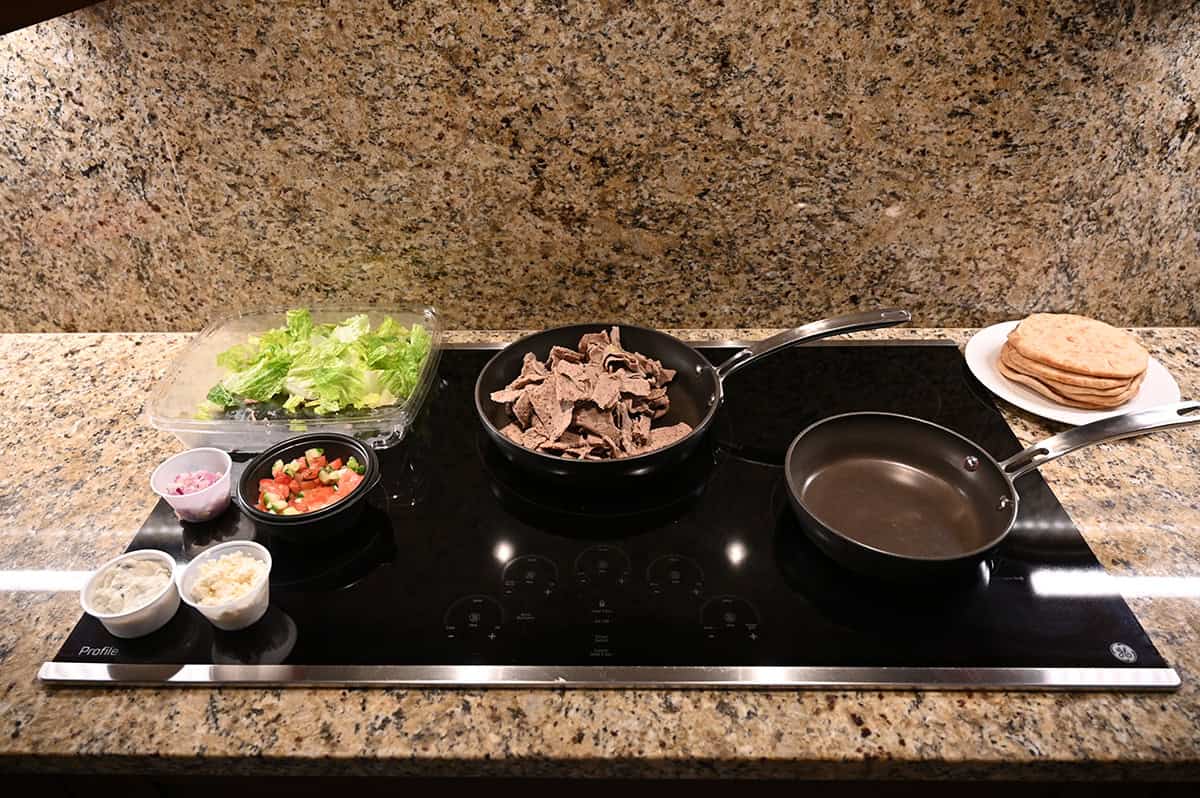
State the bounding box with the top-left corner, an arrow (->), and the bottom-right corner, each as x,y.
91,557 -> 172,614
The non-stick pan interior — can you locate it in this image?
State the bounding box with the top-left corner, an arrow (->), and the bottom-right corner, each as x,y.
787,414 -> 1016,559
476,324 -> 718,434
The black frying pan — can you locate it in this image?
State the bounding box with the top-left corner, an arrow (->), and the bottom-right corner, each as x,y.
784,401 -> 1200,582
475,309 -> 911,479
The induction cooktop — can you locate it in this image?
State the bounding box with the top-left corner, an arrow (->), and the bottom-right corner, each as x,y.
41,341 -> 1178,689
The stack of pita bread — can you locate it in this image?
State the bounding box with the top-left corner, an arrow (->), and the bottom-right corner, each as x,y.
998,314 -> 1148,410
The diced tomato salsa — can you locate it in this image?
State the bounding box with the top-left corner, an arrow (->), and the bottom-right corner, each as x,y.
256,448 -> 367,515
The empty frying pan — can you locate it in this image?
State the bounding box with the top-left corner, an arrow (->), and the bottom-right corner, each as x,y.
784,401 -> 1200,582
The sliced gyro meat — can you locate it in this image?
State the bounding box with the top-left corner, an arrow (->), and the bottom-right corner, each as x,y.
512,391 -> 535,428
489,326 -> 693,459
548,345 -> 585,366
618,373 -> 652,397
648,422 -> 693,449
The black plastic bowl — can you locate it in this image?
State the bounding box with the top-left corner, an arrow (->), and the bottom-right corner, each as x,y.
235,433 -> 381,544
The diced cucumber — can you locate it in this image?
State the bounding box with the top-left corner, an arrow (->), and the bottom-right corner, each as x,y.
270,459 -> 285,478
280,507 -> 300,516
346,456 -> 365,475
263,492 -> 288,512
304,448 -> 324,462
318,467 -> 339,485
282,462 -> 299,477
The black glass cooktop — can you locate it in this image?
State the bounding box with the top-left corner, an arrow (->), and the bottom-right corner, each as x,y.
43,342 -> 1178,689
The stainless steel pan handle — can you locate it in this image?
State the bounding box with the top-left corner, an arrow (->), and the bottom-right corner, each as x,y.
714,309 -> 912,382
1000,401 -> 1200,480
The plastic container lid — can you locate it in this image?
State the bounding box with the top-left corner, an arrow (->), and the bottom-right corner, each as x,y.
145,305 -> 442,453
81,549 -> 181,639
178,540 -> 272,631
150,447 -> 233,523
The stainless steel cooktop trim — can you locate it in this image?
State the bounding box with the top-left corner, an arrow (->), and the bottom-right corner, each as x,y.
38,662 -> 1180,690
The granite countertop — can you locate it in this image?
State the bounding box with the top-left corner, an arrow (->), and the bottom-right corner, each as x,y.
1,328 -> 1199,779
5,2 -> 1200,333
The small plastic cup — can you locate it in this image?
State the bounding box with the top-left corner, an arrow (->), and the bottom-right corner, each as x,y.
178,540 -> 272,631
151,447 -> 233,522
81,550 -> 180,639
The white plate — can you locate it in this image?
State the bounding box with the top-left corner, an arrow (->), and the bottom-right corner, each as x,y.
964,321 -> 1180,426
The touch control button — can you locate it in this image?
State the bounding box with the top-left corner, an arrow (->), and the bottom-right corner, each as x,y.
502,555 -> 559,600
444,595 -> 504,642
574,545 -> 632,589
588,597 -> 617,626
701,595 -> 760,642
647,554 -> 705,598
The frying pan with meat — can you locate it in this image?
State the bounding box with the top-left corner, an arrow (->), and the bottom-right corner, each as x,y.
475,309 -> 911,480
784,401 -> 1200,582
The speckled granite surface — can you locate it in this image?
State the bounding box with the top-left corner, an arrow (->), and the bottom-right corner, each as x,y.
1,328 -> 1199,779
2,1 -> 1199,332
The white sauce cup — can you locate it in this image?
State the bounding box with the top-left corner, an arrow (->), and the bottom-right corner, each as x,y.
177,540 -> 272,631
80,549 -> 180,639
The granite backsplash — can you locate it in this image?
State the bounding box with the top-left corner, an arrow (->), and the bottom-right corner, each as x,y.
0,0 -> 1197,332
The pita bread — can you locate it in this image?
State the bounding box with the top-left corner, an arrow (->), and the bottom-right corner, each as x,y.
999,342 -> 1134,391
1000,346 -> 1135,398
998,360 -> 1142,409
1007,314 -> 1148,379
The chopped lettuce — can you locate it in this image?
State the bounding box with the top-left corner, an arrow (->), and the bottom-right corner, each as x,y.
215,341 -> 261,372
205,384 -> 237,407
199,310 -> 432,417
221,357 -> 289,402
330,313 -> 370,344
285,308 -> 313,340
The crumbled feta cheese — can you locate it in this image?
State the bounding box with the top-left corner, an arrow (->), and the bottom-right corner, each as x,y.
191,551 -> 267,605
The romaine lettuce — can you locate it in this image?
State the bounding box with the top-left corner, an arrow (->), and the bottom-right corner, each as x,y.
200,310 -> 431,417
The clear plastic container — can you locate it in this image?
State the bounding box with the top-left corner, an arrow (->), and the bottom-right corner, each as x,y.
145,305 -> 442,453
178,540 -> 272,631
150,447 -> 233,522
81,550 -> 180,639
